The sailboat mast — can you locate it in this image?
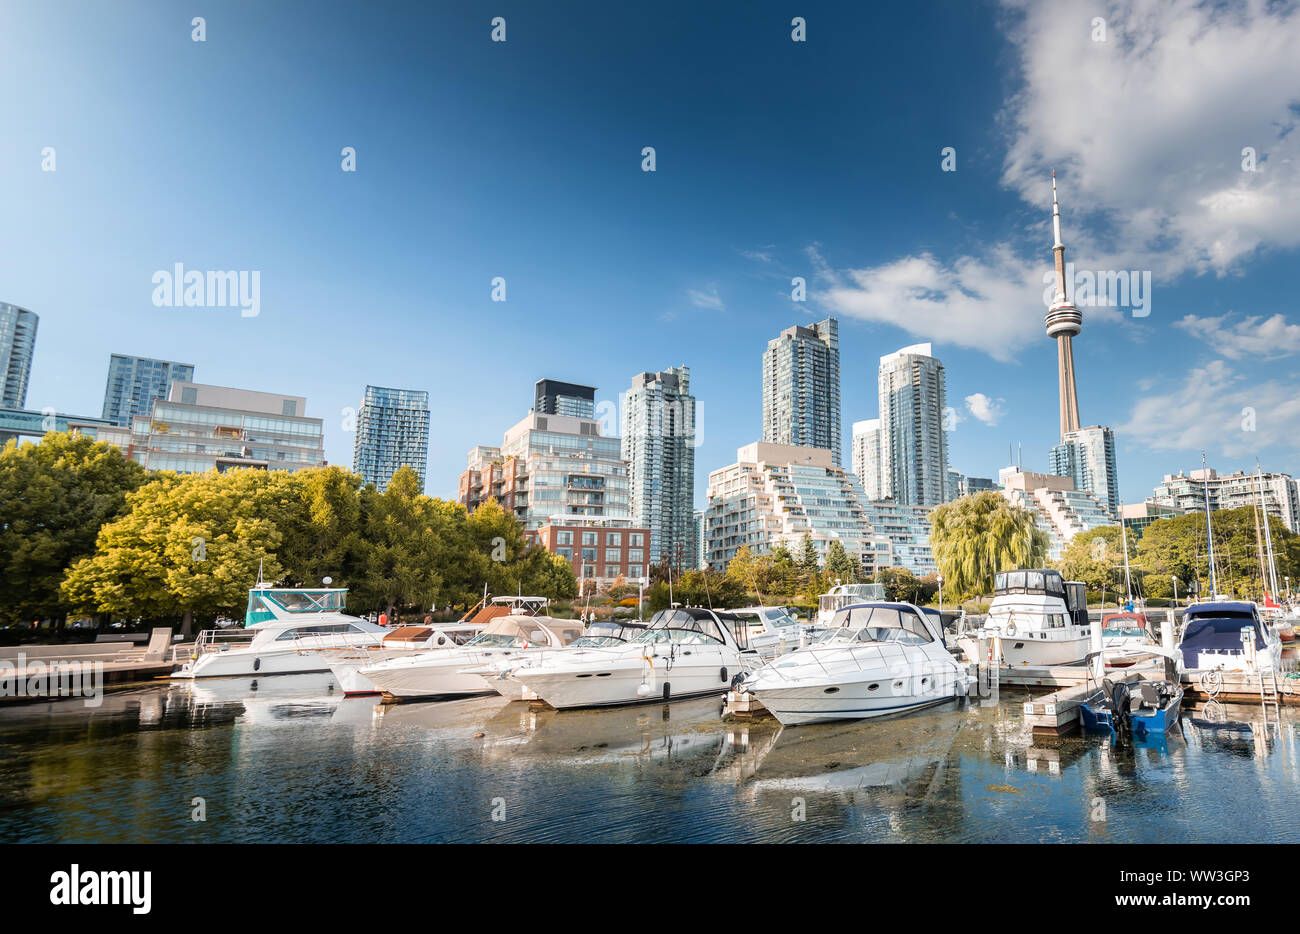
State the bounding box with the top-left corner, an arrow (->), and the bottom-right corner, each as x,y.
1119,501 -> 1133,604
1258,462 -> 1281,599
1201,452 -> 1219,596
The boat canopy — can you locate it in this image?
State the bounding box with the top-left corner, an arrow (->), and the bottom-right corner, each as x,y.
245,588 -> 348,627
480,615 -> 583,646
1179,616 -> 1266,668
639,607 -> 748,648
825,602 -> 941,644
1184,601 -> 1258,620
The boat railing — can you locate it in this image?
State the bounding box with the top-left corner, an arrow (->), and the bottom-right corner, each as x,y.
189,628 -> 257,658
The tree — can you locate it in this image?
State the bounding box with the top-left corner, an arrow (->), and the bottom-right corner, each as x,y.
1057,526 -> 1133,595
824,540 -> 858,584
1135,507 -> 1298,601
874,566 -> 919,602
0,432 -> 147,625
354,466 -> 450,621
62,469 -> 287,636
929,491 -> 1050,597
798,533 -> 820,572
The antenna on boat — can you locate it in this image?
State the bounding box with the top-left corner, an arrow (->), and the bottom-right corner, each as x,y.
1119,501 -> 1134,608
257,558 -> 264,587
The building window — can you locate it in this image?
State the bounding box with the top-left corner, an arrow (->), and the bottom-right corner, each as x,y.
628,565 -> 643,579
557,548 -> 572,562
628,549 -> 644,563
582,531 -> 597,546
606,532 -> 622,546
605,549 -> 621,564
582,565 -> 595,578
581,547 -> 597,564
556,530 -> 573,546
630,533 -> 644,547
606,566 -> 620,578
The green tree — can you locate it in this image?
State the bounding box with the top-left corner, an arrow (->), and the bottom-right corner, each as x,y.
62,469 -> 287,635
824,540 -> 858,584
874,566 -> 920,602
929,491 -> 1050,597
798,533 -> 820,572
1057,526 -> 1133,595
354,466 -> 450,621
0,432 -> 147,625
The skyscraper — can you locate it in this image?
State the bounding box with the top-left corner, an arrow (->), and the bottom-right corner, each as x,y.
620,367 -> 696,567
878,342 -> 949,506
1050,425 -> 1119,518
0,302 -> 38,409
762,317 -> 841,465
352,385 -> 431,492
1045,172 -> 1083,440
101,354 -> 196,428
851,418 -> 884,500
534,378 -> 596,419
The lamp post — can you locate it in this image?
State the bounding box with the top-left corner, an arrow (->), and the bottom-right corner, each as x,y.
937,573 -> 944,616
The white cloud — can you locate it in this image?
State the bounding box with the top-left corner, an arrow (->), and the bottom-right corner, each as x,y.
813,0 -> 1300,361
686,286 -> 724,311
817,245 -> 1049,362
1174,312 -> 1300,360
999,0 -> 1300,279
965,392 -> 1006,426
1119,359 -> 1300,457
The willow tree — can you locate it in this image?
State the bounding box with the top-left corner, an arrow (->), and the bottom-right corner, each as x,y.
929,491 -> 1049,597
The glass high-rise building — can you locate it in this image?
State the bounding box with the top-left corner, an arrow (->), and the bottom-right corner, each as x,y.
762,318 -> 841,466
534,378 -> 596,419
1050,425 -> 1119,518
117,381 -> 325,473
352,385 -> 431,492
851,418 -> 884,500
620,366 -> 696,568
101,354 -> 196,428
0,302 -> 38,409
878,342 -> 949,506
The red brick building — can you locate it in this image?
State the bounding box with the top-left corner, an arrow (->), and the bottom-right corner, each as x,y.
532,517 -> 651,587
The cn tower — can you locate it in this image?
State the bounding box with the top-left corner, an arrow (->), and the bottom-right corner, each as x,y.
1045,171 -> 1082,440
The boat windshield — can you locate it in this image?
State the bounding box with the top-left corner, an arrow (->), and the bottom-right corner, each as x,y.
1103,626 -> 1148,639
994,570 -> 1066,598
634,609 -> 725,645
465,632 -> 526,648
818,605 -> 932,645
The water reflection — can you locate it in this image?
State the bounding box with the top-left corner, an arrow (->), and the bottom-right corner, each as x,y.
1,677 -> 1298,843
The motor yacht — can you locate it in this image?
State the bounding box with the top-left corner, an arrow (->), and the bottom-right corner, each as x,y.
509,606 -> 762,710
953,569 -> 1092,666
1177,601 -> 1281,673
743,601 -> 972,726
816,583 -> 886,628
171,585 -> 386,679
473,620 -> 647,701
324,622 -> 484,696
1098,612 -> 1160,667
358,614 -> 584,700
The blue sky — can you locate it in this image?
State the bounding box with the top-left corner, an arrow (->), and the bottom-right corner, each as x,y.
3,0 -> 1299,507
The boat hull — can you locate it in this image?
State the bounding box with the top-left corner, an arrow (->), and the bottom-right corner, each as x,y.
751,675 -> 963,726
513,661 -> 734,709
956,633 -> 1091,667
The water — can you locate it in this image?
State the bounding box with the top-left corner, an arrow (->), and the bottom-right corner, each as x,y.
2,675 -> 1298,843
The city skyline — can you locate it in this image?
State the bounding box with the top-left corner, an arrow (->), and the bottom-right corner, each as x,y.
4,2 -> 1300,510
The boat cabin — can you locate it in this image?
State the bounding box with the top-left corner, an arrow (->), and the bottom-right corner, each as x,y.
818,583 -> 887,620
992,569 -> 1089,627
817,602 -> 943,646
467,615 -> 584,649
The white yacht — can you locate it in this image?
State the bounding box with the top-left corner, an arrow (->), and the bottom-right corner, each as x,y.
743,601 -> 971,726
1098,612 -> 1159,667
473,620 -> 646,701
358,614 -> 584,700
1177,601 -> 1281,673
816,583 -> 886,628
954,569 -> 1092,666
171,585 -> 386,679
509,607 -> 762,710
324,622 -> 484,696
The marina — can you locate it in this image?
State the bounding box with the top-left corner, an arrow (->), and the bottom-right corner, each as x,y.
3,673 -> 1299,844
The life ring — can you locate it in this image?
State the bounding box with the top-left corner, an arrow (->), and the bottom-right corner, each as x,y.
1005,620 -> 1018,637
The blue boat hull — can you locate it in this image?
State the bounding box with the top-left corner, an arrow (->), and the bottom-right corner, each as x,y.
1080,684 -> 1184,736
